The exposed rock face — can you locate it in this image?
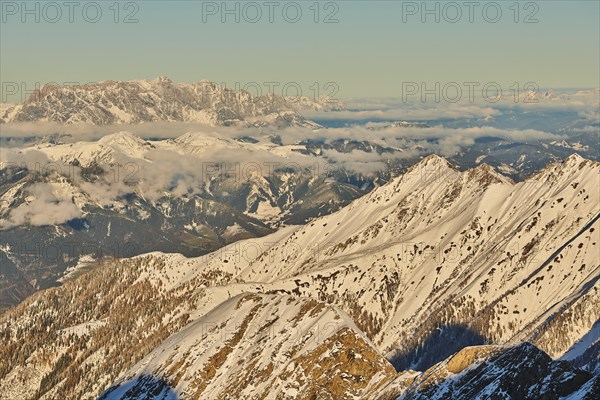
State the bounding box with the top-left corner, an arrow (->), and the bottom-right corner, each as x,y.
386,343 -> 595,400
99,294 -> 397,400
561,375 -> 600,400
0,77 -> 326,127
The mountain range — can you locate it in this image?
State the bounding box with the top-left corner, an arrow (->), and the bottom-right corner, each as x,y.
0,129 -> 369,309
0,77 -> 340,127
0,154 -> 598,399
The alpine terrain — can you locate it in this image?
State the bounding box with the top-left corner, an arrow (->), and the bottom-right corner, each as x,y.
3,0 -> 599,396
0,154 -> 598,399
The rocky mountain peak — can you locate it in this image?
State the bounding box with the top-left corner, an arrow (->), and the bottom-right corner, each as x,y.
467,163 -> 513,186
1,77 -> 328,127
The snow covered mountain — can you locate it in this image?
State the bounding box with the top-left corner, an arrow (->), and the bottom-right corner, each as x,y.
0,131 -> 366,308
100,301 -> 598,400
99,293 -> 396,400
0,154 -> 598,399
382,343 -> 598,399
0,77 -> 328,127
168,153 -> 598,371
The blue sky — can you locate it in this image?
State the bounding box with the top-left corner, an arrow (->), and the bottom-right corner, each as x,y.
1,0 -> 599,100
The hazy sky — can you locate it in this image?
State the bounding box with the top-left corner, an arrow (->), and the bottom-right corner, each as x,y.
1,0 -> 599,100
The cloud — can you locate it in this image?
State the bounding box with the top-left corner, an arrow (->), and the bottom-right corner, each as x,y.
2,124 -> 564,197
302,104 -> 502,121
320,149 -> 418,176
0,147 -> 53,167
0,104 -> 570,224
568,125 -> 600,133
0,182 -> 82,228
278,124 -> 561,143
305,89 -> 600,123
0,121 -> 221,142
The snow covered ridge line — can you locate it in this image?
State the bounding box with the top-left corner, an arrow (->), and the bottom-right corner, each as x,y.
1,79 -> 342,107
0,77 -> 343,126
166,151 -> 599,367
111,152 -> 599,269
0,224 -> 570,268
0,77 -> 343,108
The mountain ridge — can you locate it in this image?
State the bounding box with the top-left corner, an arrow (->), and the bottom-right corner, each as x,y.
0,154 -> 598,399
0,77 -> 336,127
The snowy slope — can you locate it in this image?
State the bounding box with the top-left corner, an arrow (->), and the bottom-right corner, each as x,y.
99,294 -> 397,400
35,131 -> 155,166
1,155 -> 598,399
161,154 -> 600,369
83,153 -> 599,372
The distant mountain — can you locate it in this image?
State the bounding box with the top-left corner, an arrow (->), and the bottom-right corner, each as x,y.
0,131 -> 365,308
0,77 -> 332,127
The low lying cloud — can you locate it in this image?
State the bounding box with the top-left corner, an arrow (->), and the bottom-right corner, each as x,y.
309,89 -> 599,123
1,124 -> 564,190
0,182 -> 82,228
303,104 -> 502,121
0,93 -> 581,229
0,121 -> 221,142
